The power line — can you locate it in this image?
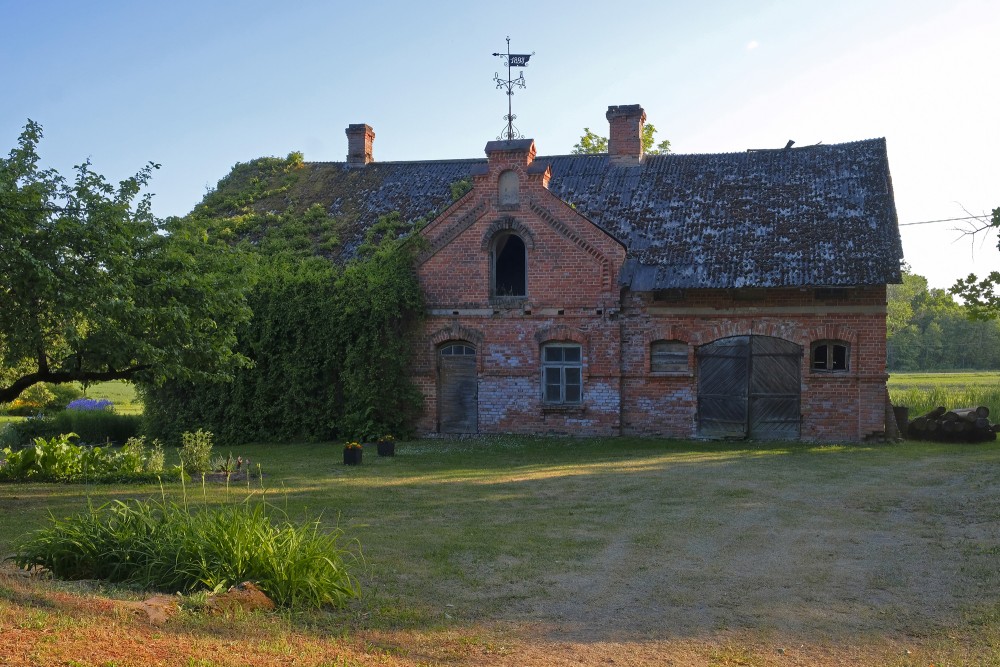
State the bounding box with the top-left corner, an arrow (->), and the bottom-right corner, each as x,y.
899,215 -> 992,227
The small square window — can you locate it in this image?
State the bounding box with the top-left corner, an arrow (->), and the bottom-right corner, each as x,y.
812,341 -> 849,372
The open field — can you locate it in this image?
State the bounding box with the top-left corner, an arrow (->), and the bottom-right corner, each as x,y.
79,380 -> 142,415
889,371 -> 1000,417
2,436 -> 1000,666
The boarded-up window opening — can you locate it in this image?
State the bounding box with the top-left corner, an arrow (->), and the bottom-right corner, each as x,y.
498,170 -> 519,206
651,340 -> 688,373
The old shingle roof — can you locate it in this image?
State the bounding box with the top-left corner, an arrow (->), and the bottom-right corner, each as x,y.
304,137 -> 902,288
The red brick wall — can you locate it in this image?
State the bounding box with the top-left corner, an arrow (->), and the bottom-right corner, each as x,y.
415,140 -> 626,435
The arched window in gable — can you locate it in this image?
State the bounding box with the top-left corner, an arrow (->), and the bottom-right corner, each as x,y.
492,232 -> 527,297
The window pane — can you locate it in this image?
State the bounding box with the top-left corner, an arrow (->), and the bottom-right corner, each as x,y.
544,347 -> 563,362
813,345 -> 828,369
545,367 -> 561,385
563,346 -> 581,362
564,383 -> 581,403
832,344 -> 847,370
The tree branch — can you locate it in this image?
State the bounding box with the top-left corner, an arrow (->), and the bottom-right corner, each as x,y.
0,366 -> 149,404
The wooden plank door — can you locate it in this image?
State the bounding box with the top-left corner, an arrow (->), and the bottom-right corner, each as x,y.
438,343 -> 478,434
697,336 -> 750,438
697,336 -> 801,440
748,336 -> 801,440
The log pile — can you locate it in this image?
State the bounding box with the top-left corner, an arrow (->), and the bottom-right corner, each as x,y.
906,406 -> 998,443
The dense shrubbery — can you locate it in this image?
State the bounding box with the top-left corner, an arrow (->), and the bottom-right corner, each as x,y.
143,220 -> 426,444
1,383 -> 84,416
0,411 -> 142,450
0,434 -> 165,483
10,492 -> 361,608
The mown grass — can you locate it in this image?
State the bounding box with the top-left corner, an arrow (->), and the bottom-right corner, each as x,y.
2,436 -> 1000,666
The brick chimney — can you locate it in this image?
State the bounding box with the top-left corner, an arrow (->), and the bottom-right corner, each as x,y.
606,105 -> 646,165
345,123 -> 374,167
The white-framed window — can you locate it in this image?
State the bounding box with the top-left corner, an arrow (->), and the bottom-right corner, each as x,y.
812,340 -> 849,372
542,344 -> 583,404
440,343 -> 475,356
650,340 -> 688,373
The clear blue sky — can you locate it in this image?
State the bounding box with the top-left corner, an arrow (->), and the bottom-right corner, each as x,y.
3,0 -> 998,290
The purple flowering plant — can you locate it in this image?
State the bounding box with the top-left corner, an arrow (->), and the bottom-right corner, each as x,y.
65,398 -> 114,412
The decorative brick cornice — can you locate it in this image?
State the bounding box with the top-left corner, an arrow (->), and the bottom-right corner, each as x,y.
529,201 -> 611,288
417,201 -> 488,264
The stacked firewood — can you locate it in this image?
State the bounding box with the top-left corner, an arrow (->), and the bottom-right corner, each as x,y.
906,406 -> 998,443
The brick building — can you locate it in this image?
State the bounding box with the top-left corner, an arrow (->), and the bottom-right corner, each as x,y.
331,105 -> 903,441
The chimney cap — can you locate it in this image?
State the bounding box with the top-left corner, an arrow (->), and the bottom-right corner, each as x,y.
606,104 -> 646,122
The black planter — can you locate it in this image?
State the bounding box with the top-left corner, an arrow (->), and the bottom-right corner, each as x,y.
377,441 -> 396,457
343,448 -> 363,465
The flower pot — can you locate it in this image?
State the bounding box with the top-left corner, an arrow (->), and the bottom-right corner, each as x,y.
377,441 -> 395,457
343,448 -> 362,466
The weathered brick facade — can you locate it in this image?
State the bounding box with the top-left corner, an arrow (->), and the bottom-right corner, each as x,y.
300,103 -> 903,442
412,133 -> 894,442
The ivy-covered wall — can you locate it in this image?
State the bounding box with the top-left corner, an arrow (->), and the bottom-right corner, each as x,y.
141,154 -> 427,444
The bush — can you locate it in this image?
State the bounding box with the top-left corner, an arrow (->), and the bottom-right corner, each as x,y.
0,411 -> 141,451
178,429 -> 214,474
1,383 -> 84,416
10,494 -> 361,608
0,434 -> 168,483
48,411 -> 141,446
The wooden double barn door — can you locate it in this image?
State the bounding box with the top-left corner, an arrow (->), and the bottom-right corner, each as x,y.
437,343 -> 478,434
697,335 -> 802,440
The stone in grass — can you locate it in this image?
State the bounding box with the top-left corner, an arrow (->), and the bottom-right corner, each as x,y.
206,581 -> 275,614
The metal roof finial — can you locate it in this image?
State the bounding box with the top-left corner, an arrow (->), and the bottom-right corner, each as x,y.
492,37 -> 534,141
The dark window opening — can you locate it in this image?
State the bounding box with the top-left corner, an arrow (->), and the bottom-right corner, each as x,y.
494,233 -> 526,297
812,341 -> 849,372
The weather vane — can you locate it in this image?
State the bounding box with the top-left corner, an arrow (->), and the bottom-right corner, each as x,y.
492,37 -> 534,141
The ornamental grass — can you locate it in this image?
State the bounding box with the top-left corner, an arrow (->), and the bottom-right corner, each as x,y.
10,487 -> 361,609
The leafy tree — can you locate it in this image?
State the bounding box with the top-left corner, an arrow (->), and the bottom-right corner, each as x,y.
888,267 -> 1000,370
0,121 -> 251,404
950,206 -> 1000,319
572,124 -> 671,155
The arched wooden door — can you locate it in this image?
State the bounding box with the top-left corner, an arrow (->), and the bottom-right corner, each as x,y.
437,343 -> 478,434
697,335 -> 801,440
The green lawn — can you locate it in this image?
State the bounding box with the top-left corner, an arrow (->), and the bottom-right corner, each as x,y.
2,436 -> 999,665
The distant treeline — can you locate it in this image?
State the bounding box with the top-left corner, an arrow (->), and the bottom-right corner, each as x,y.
887,270 -> 1000,371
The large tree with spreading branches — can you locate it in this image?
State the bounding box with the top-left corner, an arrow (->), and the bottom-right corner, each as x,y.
0,120 -> 251,403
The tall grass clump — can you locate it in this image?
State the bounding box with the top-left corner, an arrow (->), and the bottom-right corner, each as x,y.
890,386 -> 1000,419
9,492 -> 361,609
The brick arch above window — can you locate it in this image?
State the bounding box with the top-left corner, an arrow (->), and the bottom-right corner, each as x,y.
480,217 -> 536,251
429,324 -> 484,348
533,324 -> 589,347
807,324 -> 858,345
429,325 -> 485,372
